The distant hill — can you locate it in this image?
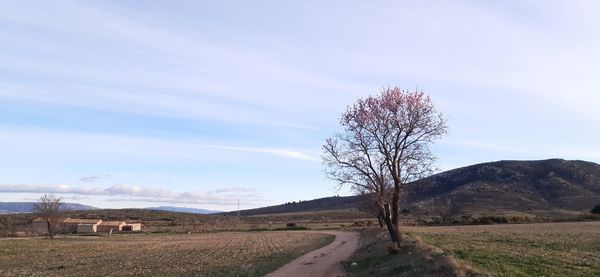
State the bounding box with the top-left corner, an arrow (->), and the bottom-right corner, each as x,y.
220,195 -> 366,216
229,159 -> 600,217
0,202 -> 97,214
408,159 -> 600,215
144,206 -> 222,214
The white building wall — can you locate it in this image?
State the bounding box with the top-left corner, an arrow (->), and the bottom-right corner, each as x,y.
76,224 -> 97,233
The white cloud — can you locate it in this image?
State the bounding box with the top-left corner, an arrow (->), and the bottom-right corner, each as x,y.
0,184 -> 265,206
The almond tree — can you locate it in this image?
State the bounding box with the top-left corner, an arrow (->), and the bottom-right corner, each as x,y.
323,87 -> 447,247
33,194 -> 63,239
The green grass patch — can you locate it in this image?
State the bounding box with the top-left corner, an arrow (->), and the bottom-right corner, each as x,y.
343,229 -> 472,277
412,226 -> 600,277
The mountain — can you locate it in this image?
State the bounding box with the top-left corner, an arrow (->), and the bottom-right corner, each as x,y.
407,158 -> 600,215
144,206 -> 222,214
230,159 -> 600,217
0,202 -> 97,214
220,195 -> 366,216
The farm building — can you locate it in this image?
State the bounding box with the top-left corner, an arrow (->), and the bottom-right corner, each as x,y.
77,223 -> 98,233
32,217 -> 59,233
97,221 -> 126,232
122,223 -> 142,231
32,218 -> 142,234
62,219 -> 102,233
32,218 -> 102,233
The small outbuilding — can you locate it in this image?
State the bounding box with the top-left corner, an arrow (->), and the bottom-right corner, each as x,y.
32,217 -> 55,233
63,219 -> 102,233
77,223 -> 98,233
122,223 -> 142,231
97,221 -> 126,232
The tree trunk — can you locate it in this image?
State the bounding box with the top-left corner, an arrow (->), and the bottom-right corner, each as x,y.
382,203 -> 401,247
375,206 -> 384,228
46,220 -> 54,239
376,209 -> 384,228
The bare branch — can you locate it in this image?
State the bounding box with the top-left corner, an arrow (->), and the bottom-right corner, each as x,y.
322,87 -> 447,246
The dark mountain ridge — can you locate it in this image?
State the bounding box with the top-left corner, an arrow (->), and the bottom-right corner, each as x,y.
221,195 -> 365,216
409,159 -> 600,215
231,159 -> 600,216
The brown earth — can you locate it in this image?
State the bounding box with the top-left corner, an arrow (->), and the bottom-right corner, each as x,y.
0,231 -> 334,277
266,231 -> 359,277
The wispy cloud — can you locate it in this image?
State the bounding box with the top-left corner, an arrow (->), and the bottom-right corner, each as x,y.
0,184 -> 265,206
200,145 -> 317,161
0,1 -> 366,129
79,174 -> 110,183
0,128 -> 317,161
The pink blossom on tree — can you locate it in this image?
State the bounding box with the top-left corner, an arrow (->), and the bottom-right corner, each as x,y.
323,87 -> 447,246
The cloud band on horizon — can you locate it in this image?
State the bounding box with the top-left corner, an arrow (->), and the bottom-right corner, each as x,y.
0,184 -> 265,206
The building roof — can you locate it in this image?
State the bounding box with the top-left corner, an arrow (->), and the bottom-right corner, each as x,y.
33,217 -> 71,222
64,218 -> 102,224
99,221 -> 126,226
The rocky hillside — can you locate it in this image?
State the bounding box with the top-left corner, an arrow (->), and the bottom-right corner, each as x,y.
220,195 -> 365,216
233,159 -> 600,216
408,159 -> 600,215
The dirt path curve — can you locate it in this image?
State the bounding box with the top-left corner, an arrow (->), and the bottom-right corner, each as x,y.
266,231 -> 359,277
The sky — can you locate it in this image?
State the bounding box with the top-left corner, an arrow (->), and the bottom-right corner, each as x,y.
1,0 -> 599,211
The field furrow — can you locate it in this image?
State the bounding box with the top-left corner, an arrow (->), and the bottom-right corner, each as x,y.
0,231 -> 334,277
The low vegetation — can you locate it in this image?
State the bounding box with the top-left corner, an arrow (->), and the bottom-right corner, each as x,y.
344,228 -> 483,276
404,221 -> 600,277
0,231 -> 334,276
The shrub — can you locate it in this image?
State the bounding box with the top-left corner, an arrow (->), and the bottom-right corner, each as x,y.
478,218 -> 493,225
0,217 -> 16,234
430,217 -> 442,225
279,226 -> 309,231
286,222 -> 297,227
592,204 -> 600,214
474,216 -> 509,225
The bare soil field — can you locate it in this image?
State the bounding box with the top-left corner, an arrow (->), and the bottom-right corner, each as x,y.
404,221 -> 600,277
0,231 -> 334,277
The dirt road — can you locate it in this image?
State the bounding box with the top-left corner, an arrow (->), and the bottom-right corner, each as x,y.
266,231 -> 359,277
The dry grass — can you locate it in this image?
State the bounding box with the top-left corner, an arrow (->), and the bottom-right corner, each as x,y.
404,221 -> 600,277
0,231 -> 334,277
344,228 -> 484,277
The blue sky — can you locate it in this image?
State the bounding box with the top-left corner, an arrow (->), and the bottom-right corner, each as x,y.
1,1 -> 599,211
